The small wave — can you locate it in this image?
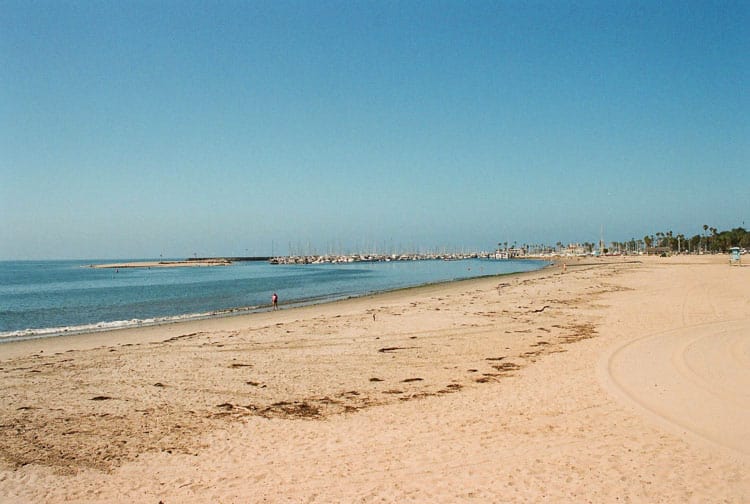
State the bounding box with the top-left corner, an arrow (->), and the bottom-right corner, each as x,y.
0,306 -> 262,343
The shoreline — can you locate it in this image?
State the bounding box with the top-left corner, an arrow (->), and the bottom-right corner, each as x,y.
2,254 -> 747,501
0,264 -> 556,360
1,260 -> 552,347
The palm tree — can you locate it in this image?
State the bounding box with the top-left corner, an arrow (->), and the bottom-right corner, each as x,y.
711,227 -> 719,252
703,224 -> 709,253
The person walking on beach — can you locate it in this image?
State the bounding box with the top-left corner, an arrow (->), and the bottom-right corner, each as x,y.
272,292 -> 278,310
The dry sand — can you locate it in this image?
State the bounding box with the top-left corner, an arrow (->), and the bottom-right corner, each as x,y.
1,255 -> 748,502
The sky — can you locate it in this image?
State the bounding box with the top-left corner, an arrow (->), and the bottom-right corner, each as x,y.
1,1 -> 748,259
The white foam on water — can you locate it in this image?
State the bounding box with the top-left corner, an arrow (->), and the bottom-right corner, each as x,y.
0,305 -> 262,343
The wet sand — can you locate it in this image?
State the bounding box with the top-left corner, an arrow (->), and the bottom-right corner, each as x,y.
1,255 -> 748,502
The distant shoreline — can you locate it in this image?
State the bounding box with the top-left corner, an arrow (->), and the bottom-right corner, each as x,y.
89,253 -> 542,268
89,259 -> 233,269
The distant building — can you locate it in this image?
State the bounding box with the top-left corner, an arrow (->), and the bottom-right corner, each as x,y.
493,247 -> 524,259
563,243 -> 588,256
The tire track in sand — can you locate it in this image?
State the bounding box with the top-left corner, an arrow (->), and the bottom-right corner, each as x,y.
600,318 -> 750,460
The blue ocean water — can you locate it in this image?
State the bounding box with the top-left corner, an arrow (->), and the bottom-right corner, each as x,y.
0,258 -> 548,341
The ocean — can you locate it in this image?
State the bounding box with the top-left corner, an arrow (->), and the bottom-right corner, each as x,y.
0,258 -> 548,342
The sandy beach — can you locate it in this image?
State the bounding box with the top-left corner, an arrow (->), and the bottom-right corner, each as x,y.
1,255 -> 748,502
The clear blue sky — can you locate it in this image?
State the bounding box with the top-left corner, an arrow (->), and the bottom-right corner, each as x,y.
2,1 -> 748,259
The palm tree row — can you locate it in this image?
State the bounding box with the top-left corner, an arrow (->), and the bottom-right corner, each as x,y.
494,225 -> 747,257
640,226 -> 749,254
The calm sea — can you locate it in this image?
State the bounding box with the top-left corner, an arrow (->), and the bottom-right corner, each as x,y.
0,258 -> 548,342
